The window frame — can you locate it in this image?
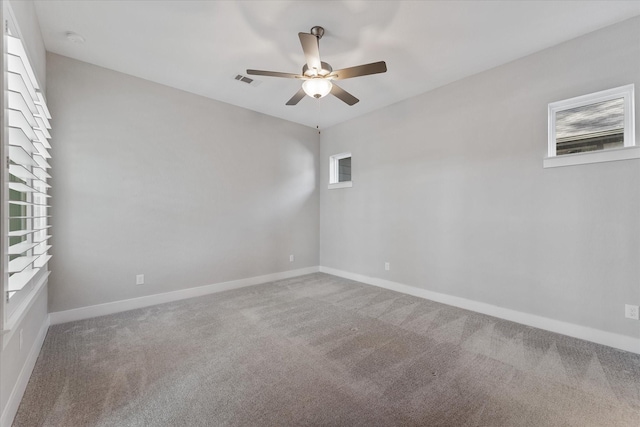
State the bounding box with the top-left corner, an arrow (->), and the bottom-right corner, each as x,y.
328,152 -> 353,189
2,4 -> 52,337
544,84 -> 638,168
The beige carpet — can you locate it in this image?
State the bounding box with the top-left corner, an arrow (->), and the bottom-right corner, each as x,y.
14,273 -> 640,426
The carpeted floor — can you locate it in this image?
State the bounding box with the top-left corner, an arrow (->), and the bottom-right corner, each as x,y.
14,273 -> 640,426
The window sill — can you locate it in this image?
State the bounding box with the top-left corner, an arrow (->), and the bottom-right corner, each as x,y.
328,181 -> 353,189
543,146 -> 640,168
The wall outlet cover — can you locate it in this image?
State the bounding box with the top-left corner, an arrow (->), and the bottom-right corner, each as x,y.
136,274 -> 145,285
625,304 -> 639,320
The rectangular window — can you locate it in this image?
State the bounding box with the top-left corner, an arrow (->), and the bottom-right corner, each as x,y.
329,152 -> 352,189
338,156 -> 351,182
545,84 -> 637,168
555,98 -> 624,155
4,28 -> 52,313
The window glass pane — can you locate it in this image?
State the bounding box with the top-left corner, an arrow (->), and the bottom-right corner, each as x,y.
555,98 -> 624,155
338,157 -> 351,182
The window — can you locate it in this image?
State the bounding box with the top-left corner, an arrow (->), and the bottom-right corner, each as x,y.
544,84 -> 637,168
329,152 -> 352,189
4,23 -> 52,319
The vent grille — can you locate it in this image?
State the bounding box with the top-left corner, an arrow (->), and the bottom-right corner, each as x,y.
235,74 -> 253,84
234,74 -> 261,87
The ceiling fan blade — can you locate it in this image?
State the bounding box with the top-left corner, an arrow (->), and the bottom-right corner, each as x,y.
298,33 -> 322,74
330,83 -> 359,106
246,69 -> 302,79
286,87 -> 306,106
330,61 -> 387,80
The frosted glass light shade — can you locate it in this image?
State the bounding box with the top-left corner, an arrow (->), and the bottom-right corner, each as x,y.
302,78 -> 332,99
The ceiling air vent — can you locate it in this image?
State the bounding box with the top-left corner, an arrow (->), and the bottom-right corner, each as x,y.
234,74 -> 261,87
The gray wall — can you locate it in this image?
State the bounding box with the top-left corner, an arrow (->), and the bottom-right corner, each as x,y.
320,17 -> 640,338
46,54 -> 320,313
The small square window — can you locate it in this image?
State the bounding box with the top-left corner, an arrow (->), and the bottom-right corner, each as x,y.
329,152 -> 353,189
545,84 -> 638,168
337,157 -> 351,182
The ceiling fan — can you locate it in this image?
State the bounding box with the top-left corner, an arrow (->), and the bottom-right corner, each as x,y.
247,26 -> 387,106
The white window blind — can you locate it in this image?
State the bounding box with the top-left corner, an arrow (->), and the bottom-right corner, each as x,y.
6,33 -> 52,301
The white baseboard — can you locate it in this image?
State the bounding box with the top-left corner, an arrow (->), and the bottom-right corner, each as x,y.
49,266 -> 320,325
319,266 -> 640,354
1,313 -> 50,427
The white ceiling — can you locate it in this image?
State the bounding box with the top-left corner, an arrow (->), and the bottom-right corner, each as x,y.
34,1 -> 640,129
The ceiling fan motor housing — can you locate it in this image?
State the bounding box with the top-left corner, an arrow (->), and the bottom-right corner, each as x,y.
302,62 -> 333,77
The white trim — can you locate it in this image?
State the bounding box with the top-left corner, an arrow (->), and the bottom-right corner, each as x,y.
0,311 -> 49,427
543,145 -> 640,168
319,266 -> 640,354
50,266 -> 320,325
329,152 -> 351,185
2,271 -> 48,348
328,181 -> 353,189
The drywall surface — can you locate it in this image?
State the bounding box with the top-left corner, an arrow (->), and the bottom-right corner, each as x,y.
320,17 -> 640,339
47,53 -> 319,312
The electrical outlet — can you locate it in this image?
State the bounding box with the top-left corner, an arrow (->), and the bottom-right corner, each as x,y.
289,254 -> 294,262
385,262 -> 390,271
19,329 -> 23,351
136,274 -> 145,285
625,304 -> 639,320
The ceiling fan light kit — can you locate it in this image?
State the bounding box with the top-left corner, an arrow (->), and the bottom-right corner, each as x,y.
303,78 -> 332,98
247,26 -> 387,106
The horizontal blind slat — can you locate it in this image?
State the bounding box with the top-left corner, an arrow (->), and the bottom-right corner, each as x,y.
8,225 -> 52,237
32,167 -> 51,180
32,141 -> 51,159
8,127 -> 38,154
9,200 -> 50,208
8,269 -> 38,293
33,245 -> 52,256
8,91 -> 37,127
34,235 -> 52,244
33,155 -> 51,169
9,145 -> 38,168
9,164 -> 37,180
35,104 -> 51,129
8,241 -> 38,255
34,117 -> 51,138
8,182 -> 50,196
7,71 -> 37,113
8,255 -> 39,273
34,129 -> 51,149
7,35 -> 39,90
35,92 -> 52,119
9,109 -> 37,141
34,254 -> 52,269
